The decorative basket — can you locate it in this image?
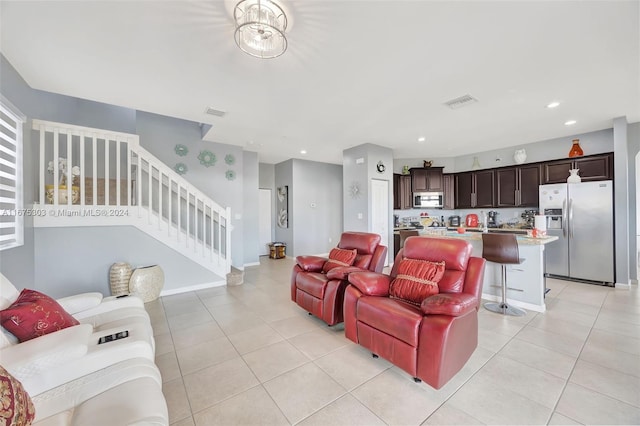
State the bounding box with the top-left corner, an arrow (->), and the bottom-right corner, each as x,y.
129,265 -> 164,303
109,262 -> 133,296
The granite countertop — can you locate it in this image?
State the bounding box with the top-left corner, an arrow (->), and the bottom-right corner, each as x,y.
421,230 -> 558,245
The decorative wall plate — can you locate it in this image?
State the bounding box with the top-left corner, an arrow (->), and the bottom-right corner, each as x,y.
225,170 -> 236,181
174,163 -> 188,175
225,154 -> 235,165
376,161 -> 385,173
174,144 -> 188,157
349,181 -> 362,199
198,150 -> 216,167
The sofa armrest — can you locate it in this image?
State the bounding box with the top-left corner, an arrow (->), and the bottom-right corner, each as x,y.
296,255 -> 327,272
421,293 -> 477,317
56,292 -> 104,315
326,266 -> 363,281
1,324 -> 92,381
348,271 -> 391,296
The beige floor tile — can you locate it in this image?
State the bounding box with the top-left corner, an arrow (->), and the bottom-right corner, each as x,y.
168,309 -> 214,332
597,309 -> 640,326
270,314 -> 326,338
152,318 -> 170,336
171,416 -> 195,426
477,328 -> 513,353
569,360 -> 640,407
586,328 -> 640,356
288,328 -> 349,360
171,321 -> 225,350
593,314 -> 640,339
297,394 -> 385,426
527,310 -> 595,337
555,286 -> 608,307
243,340 -> 310,382
227,323 -> 284,354
193,385 -> 288,426
580,337 -> 640,378
422,403 -> 485,425
351,369 -> 443,425
314,344 -> 392,391
556,383 -> 640,425
200,293 -> 241,309
176,336 -> 239,375
163,378 -> 192,424
155,332 -> 175,356
500,338 -> 577,379
194,286 -> 228,299
478,311 -> 527,337
263,363 -> 346,424
601,298 -> 640,315
183,357 -> 259,413
163,299 -> 206,318
215,312 -> 268,335
447,375 -> 552,425
548,298 -> 602,316
547,412 -> 582,425
516,325 -> 585,357
255,301 -> 308,323
156,351 -> 182,383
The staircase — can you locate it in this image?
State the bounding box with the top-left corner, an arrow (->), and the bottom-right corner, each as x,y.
32,119 -> 232,279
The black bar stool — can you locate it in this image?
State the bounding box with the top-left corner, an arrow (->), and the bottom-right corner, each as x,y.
481,233 -> 526,316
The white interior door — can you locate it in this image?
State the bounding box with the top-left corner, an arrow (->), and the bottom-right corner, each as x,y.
371,179 -> 389,265
258,189 -> 272,256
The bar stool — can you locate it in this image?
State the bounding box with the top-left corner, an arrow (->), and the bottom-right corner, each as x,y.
481,233 -> 526,316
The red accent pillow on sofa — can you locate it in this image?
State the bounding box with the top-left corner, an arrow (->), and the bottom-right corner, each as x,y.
323,248 -> 358,273
0,289 -> 79,342
0,365 -> 35,425
389,259 -> 446,306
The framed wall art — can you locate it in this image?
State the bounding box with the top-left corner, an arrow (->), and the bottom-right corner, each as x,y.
277,185 -> 288,228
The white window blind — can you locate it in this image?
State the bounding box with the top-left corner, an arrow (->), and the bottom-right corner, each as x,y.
0,97 -> 25,250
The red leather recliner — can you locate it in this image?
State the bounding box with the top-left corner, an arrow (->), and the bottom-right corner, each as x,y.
344,237 -> 486,389
291,232 -> 388,326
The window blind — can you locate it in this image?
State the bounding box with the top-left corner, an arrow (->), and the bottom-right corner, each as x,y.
0,98 -> 24,250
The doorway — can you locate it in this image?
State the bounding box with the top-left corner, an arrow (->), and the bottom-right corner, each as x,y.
371,179 -> 389,266
258,188 -> 273,256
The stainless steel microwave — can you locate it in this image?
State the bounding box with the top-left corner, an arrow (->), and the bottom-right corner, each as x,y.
413,192 -> 444,208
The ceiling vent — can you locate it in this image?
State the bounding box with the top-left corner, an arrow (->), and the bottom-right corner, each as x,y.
204,107 -> 227,117
444,94 -> 478,110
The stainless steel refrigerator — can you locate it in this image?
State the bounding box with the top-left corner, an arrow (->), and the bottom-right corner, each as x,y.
539,181 -> 614,284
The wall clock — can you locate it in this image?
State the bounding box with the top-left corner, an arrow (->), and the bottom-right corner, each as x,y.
376,161 -> 385,173
349,181 -> 362,199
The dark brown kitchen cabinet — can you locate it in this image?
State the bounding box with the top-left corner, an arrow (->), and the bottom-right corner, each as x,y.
495,164 -> 540,207
393,174 -> 413,210
442,174 -> 455,210
410,167 -> 444,192
542,153 -> 613,184
455,170 -> 494,208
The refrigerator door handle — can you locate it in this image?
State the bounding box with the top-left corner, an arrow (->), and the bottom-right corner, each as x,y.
568,198 -> 574,239
562,199 -> 567,238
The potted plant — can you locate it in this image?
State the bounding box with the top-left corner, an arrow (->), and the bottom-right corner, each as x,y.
45,157 -> 80,204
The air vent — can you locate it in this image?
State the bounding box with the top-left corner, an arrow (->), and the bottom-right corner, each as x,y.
444,94 -> 478,110
204,107 -> 227,117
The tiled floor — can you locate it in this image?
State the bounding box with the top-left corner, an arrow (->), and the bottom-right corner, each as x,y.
147,257 -> 640,425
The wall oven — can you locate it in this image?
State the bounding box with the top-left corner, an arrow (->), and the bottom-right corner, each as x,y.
413,192 -> 443,209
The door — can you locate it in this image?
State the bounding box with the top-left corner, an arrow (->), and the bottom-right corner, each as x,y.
539,184 -> 569,277
258,188 -> 273,256
371,179 -> 389,266
568,181 -> 614,282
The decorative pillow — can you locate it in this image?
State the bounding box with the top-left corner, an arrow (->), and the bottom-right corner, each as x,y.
0,365 -> 35,425
0,289 -> 80,342
323,248 -> 358,273
389,259 -> 446,306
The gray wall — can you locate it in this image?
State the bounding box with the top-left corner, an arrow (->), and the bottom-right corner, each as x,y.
629,122 -> 640,281
243,151 -> 259,265
274,160 -> 294,254
33,226 -> 219,298
259,163 -> 276,244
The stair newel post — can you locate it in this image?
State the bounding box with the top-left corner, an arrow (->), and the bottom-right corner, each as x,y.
176,184 -> 181,244
66,129 -> 72,205
158,170 -> 163,231
92,135 -> 97,206
38,124 -> 45,205
53,128 -> 59,206
79,131 -> 85,206
147,161 -> 152,225
116,138 -> 121,207
125,138 -> 131,207
168,178 -> 172,238
186,190 -> 190,249
104,135 -> 109,206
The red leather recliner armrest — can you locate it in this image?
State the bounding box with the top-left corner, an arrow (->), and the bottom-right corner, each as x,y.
326,266 -> 363,281
348,271 -> 391,296
296,255 -> 327,272
421,293 -> 477,317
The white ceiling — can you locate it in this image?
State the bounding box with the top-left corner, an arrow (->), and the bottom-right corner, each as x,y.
1,1 -> 638,165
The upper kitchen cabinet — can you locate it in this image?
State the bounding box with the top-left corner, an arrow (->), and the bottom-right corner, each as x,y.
542,153 -> 613,184
410,167 -> 444,192
495,164 -> 541,207
393,173 -> 413,210
455,170 -> 494,208
442,174 -> 455,210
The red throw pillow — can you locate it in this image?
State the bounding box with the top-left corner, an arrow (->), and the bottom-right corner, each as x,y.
0,365 -> 35,425
323,248 -> 358,273
389,259 -> 446,306
0,289 -> 80,342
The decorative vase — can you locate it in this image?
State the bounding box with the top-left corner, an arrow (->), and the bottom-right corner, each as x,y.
45,185 -> 80,204
513,149 -> 527,164
568,139 -> 584,158
567,169 -> 582,183
129,265 -> 164,303
109,262 -> 133,296
402,165 -> 410,175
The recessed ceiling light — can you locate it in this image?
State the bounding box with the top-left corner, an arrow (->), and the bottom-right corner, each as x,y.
417,136 -> 426,142
300,150 -> 307,154
546,101 -> 560,109
564,120 -> 577,126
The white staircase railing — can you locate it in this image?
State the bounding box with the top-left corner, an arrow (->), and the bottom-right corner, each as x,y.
32,119 -> 231,278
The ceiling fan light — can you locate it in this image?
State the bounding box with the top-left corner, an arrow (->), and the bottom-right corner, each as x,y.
234,0 -> 288,59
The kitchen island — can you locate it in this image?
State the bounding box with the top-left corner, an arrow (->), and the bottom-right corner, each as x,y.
418,230 -> 558,312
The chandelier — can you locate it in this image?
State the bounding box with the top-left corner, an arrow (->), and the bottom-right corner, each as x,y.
234,0 -> 288,59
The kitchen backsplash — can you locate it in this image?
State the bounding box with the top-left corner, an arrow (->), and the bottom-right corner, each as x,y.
394,207 -> 537,227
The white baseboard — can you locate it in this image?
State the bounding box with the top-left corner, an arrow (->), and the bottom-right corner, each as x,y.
243,262 -> 260,267
481,293 -> 546,313
615,282 -> 632,289
160,280 -> 226,296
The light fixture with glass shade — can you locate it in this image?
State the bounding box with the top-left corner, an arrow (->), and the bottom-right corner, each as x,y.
234,0 -> 288,59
